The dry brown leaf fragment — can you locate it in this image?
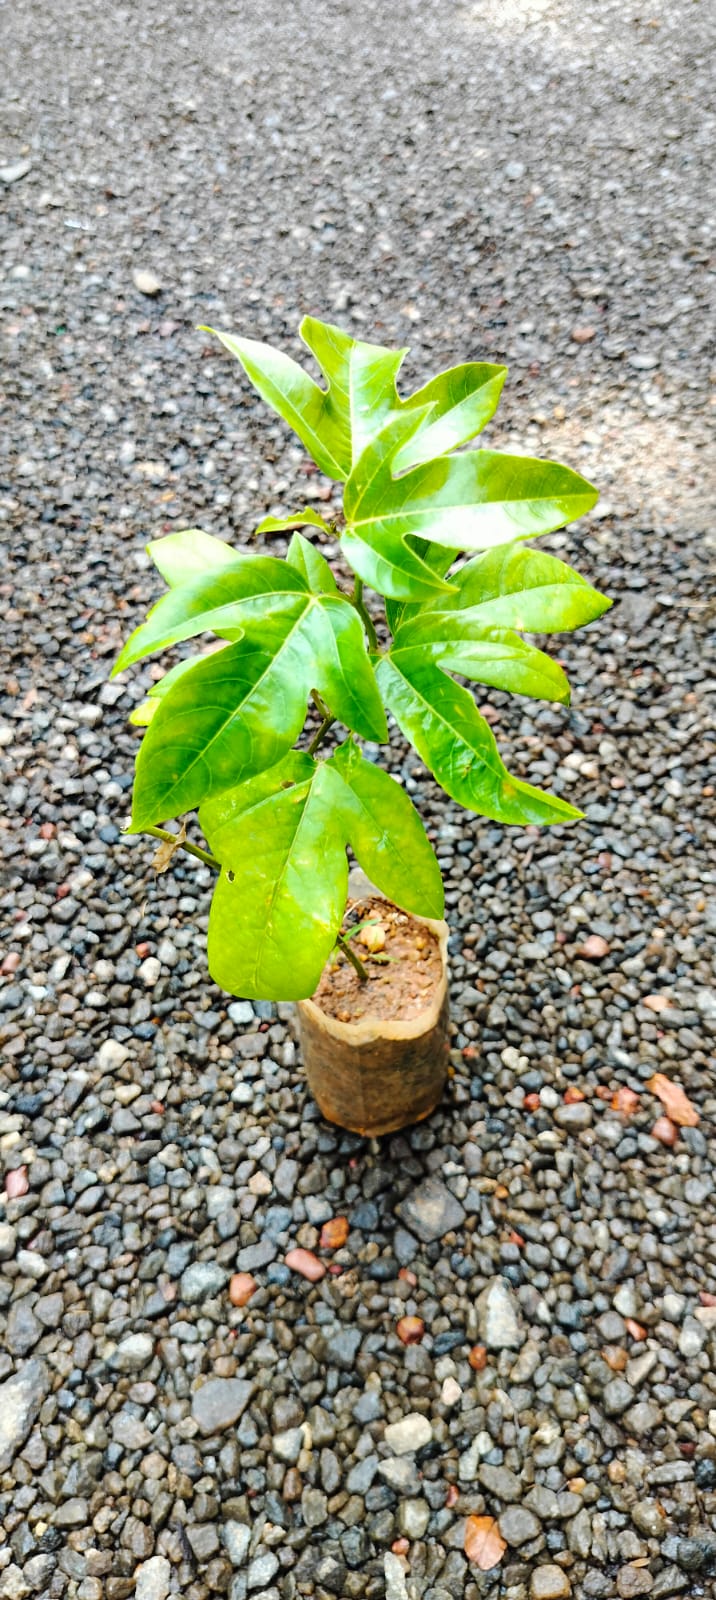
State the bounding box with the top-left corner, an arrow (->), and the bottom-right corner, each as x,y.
464,1514 -> 507,1571
152,822 -> 187,873
647,1073 -> 699,1127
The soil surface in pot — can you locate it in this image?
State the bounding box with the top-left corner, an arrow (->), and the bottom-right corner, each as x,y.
313,898 -> 443,1024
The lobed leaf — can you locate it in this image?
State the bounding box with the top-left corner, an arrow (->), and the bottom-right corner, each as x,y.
204,760 -> 350,1000
343,413 -> 599,600
199,745 -> 443,998
396,361 -> 508,470
128,592 -> 386,827
376,652 -> 581,827
392,613 -> 571,703
204,326 -> 350,479
426,542 -> 611,632
113,558 -> 307,674
331,741 -> 444,918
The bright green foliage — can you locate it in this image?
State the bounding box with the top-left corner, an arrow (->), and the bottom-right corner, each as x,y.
201,744 -> 443,999
115,316 -> 608,999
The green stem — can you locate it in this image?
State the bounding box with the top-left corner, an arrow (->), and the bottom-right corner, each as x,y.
351,577 -> 379,653
145,825 -> 220,872
307,711 -> 336,757
336,931 -> 369,983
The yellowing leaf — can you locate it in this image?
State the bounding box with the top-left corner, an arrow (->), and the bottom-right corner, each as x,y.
464,1514 -> 506,1571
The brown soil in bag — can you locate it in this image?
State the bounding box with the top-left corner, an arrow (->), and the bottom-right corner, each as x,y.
313,897 -> 444,1024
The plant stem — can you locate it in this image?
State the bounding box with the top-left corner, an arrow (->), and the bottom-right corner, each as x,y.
351,577 -> 379,653
307,713 -> 336,756
336,931 -> 369,983
145,825 -> 220,872
307,690 -> 336,756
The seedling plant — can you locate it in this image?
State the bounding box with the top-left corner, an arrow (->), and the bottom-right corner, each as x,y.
114,317 -> 608,1001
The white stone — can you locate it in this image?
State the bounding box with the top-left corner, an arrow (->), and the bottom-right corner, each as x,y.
97,1038 -> 130,1073
111,1333 -> 154,1372
384,1413 -> 432,1455
138,956 -> 161,986
133,269 -> 162,296
441,1377 -> 462,1407
384,1553 -> 409,1600
222,1521 -> 251,1565
476,1277 -> 523,1350
0,1224 -> 17,1261
134,1555 -> 171,1600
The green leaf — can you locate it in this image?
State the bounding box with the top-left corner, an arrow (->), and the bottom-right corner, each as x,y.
343,412 -> 460,601
256,508 -> 333,537
392,613 -> 571,703
129,590 -> 387,827
343,412 -> 598,600
331,742 -> 444,918
300,316 -> 407,466
376,652 -> 581,827
199,744 -> 444,999
396,362 -> 508,470
128,654 -> 212,727
286,531 -> 338,594
113,558 -> 307,674
426,543 -> 612,632
203,759 -> 350,1000
204,326 -> 350,479
199,750 -> 316,854
147,528 -> 242,587
385,541 -> 459,634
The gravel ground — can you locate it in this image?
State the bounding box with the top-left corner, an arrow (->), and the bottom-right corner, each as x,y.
2,0 -> 715,1597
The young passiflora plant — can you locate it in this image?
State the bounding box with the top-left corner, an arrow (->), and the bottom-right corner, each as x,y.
114,317 -> 608,1001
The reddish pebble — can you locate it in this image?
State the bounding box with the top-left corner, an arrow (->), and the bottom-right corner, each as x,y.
509,1229 -> 525,1248
284,1248 -> 326,1283
564,1086 -> 586,1103
56,883 -> 70,900
612,1086 -> 640,1115
625,1318 -> 648,1341
571,325 -> 597,343
392,1538 -> 410,1556
523,1092 -> 540,1112
445,1484 -> 459,1508
652,1116 -> 678,1146
229,1272 -> 257,1307
576,934 -> 610,959
319,1216 -> 349,1250
150,1100 -> 165,1115
397,1316 -> 425,1346
2,952 -> 21,975
136,942 -> 151,958
699,1291 -> 716,1308
468,1344 -> 487,1371
398,1267 -> 417,1287
5,1167 -> 28,1199
39,822 -> 56,839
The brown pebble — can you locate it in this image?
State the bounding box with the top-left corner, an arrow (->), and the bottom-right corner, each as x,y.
652,1116 -> 678,1146
229,1273 -> 257,1307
